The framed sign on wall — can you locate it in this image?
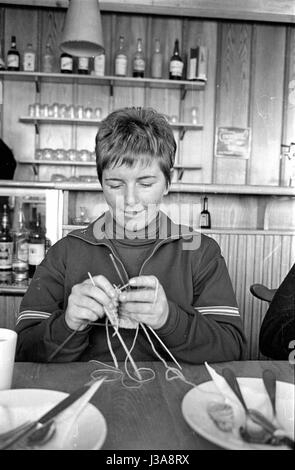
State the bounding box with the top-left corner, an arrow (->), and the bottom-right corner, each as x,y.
215,127 -> 251,159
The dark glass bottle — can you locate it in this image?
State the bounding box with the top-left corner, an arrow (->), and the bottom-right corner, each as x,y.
200,196 -> 211,229
133,38 -> 145,78
60,51 -> 73,74
28,209 -> 46,278
169,39 -> 183,80
78,57 -> 90,75
7,36 -> 20,71
0,204 -> 13,271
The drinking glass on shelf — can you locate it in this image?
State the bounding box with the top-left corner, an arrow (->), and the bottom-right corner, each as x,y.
34,103 -> 40,117
35,148 -> 43,160
47,104 -> 55,117
75,105 -> 84,119
51,173 -> 66,182
58,104 -> 67,118
89,151 -> 96,162
191,107 -> 199,124
65,105 -> 75,119
43,104 -> 49,117
66,149 -> 77,161
84,107 -> 93,119
55,149 -> 66,161
52,102 -> 59,118
28,104 -> 35,117
79,149 -> 91,162
94,107 -> 102,120
42,148 -> 54,160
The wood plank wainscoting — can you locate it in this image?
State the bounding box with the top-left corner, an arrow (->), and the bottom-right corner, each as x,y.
205,230 -> 295,359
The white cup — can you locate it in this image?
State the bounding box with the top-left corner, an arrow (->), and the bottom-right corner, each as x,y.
0,328 -> 17,390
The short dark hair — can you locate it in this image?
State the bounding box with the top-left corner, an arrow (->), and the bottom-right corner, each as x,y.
95,107 -> 176,186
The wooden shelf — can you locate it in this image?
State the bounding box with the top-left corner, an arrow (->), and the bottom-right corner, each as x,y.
0,71 -> 206,91
2,180 -> 295,196
19,116 -> 203,137
19,159 -> 96,166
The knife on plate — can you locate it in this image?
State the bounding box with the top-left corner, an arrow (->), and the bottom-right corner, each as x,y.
0,377 -> 104,450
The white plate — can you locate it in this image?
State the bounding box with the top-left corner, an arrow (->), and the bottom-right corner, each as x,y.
0,389 -> 107,450
182,378 -> 294,450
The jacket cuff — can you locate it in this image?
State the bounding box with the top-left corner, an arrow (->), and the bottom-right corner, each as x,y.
50,312 -> 91,348
156,301 -> 190,347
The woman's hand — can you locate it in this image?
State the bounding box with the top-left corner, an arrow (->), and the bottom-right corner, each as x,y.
65,275 -> 119,331
118,275 -> 169,330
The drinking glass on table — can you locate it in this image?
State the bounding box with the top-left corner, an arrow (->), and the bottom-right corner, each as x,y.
0,329 -> 17,390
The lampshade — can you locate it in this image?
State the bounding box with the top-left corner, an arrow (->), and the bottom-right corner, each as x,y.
60,0 -> 104,57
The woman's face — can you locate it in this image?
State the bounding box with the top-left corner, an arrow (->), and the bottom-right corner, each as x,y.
101,157 -> 169,231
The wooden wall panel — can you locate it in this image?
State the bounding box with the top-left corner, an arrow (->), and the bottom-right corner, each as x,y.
214,22 -> 252,184
181,19 -> 218,184
282,26 -> 295,147
208,231 -> 295,359
249,24 -> 286,185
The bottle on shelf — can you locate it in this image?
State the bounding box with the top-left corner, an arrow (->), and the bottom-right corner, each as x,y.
60,51 -> 73,74
93,51 -> 105,76
197,46 -> 208,81
78,56 -> 90,75
0,42 -> 6,70
23,42 -> 36,72
0,204 -> 13,272
200,196 -> 211,229
133,38 -> 145,78
7,35 -> 20,71
42,43 -> 54,73
169,39 -> 183,80
151,38 -> 163,79
11,200 -> 29,282
187,47 -> 198,81
28,208 -> 46,278
115,36 -> 127,77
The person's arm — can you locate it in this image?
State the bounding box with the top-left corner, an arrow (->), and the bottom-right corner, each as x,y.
119,236 -> 246,364
259,264 -> 295,360
15,238 -> 90,362
155,240 -> 246,363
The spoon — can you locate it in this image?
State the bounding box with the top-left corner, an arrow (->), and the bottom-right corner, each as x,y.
26,420 -> 56,447
262,369 -> 277,420
222,368 -> 272,442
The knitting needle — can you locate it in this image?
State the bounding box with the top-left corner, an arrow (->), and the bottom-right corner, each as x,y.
144,324 -> 182,370
87,272 -> 142,380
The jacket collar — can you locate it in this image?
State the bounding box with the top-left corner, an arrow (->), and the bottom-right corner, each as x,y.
68,210 -> 198,246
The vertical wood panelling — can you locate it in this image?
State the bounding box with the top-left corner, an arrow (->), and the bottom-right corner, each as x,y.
282,26 -> 295,147
249,24 -> 286,185
214,23 -> 252,184
39,8 -> 66,73
207,231 -> 295,359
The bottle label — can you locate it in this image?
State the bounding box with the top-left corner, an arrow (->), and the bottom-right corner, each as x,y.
200,214 -> 210,228
133,58 -> 145,72
61,57 -> 73,71
187,58 -> 197,80
115,55 -> 127,76
170,60 -> 183,77
78,57 -> 89,71
94,54 -> 105,76
16,239 -> 28,263
0,242 -> 13,269
151,54 -> 163,79
7,54 -> 19,68
28,243 -> 45,266
23,52 -> 36,71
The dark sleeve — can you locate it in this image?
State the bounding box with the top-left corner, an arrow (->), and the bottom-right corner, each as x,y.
15,239 -> 90,362
156,237 -> 247,364
259,264 -> 295,360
